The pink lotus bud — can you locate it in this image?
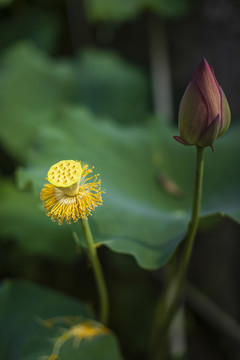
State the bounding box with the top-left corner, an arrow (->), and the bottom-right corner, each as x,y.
174,59 -> 231,150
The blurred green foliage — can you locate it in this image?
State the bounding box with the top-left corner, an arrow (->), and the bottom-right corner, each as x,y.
0,43 -> 148,160
73,50 -> 149,124
0,8 -> 59,51
0,0 -> 13,7
83,0 -> 192,22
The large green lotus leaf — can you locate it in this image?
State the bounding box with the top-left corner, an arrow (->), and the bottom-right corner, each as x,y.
150,121 -> 240,224
154,123 -> 240,223
17,108 -> 240,269
0,279 -> 123,360
0,42 -> 73,160
0,179 -> 76,260
73,49 -> 149,124
83,0 -> 191,22
17,107 -> 190,269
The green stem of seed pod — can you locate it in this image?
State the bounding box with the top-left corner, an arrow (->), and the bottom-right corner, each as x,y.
80,218 -> 109,325
150,146 -> 205,359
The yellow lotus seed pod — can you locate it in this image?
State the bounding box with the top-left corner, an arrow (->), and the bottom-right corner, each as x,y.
47,160 -> 82,188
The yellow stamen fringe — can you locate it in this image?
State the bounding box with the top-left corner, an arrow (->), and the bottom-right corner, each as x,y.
40,163 -> 104,224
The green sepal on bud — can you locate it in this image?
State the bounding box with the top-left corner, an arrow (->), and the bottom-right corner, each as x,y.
174,59 -> 231,150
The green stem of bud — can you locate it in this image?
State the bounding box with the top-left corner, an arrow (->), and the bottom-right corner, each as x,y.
167,145 -> 205,325
80,219 -> 109,325
150,146 -> 205,359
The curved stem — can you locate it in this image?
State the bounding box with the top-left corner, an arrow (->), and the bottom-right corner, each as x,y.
166,146 -> 205,329
80,219 -> 109,325
150,146 -> 205,358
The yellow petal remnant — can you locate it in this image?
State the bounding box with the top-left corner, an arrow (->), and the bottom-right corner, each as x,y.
48,356 -> 58,360
51,321 -> 110,357
40,160 -> 104,224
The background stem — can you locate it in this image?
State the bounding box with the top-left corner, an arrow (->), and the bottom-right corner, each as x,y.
149,16 -> 173,122
80,218 -> 109,325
